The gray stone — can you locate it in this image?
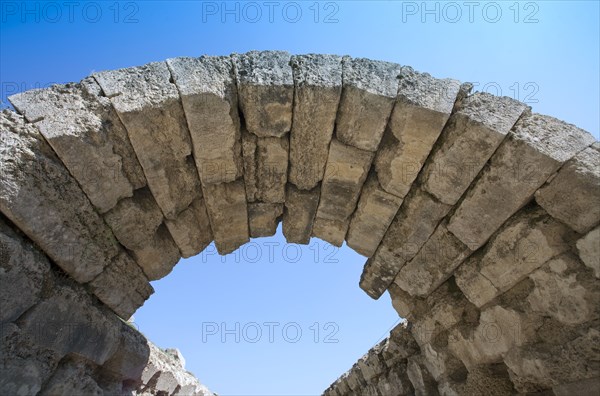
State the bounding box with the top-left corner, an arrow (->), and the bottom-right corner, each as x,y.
130,224 -> 181,281
406,355 -> 440,396
102,320 -> 151,381
248,203 -> 283,238
336,57 -> 401,152
93,62 -> 201,219
375,67 -> 461,198
88,252 -> 154,319
39,357 -> 104,396
535,143 -> 600,233
165,198 -> 213,258
421,92 -> 529,205
0,110 -> 118,283
312,216 -> 349,247
282,184 -> 320,245
288,54 -> 343,190
576,226 -> 600,278
203,180 -> 249,254
241,128 -> 288,203
360,187 -> 451,299
347,174 -> 403,257
448,112 -> 596,249
167,56 -> 243,184
233,50 -> 293,137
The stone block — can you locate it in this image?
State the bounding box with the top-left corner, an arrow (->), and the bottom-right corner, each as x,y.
130,224 -> 181,281
165,198 -> 213,258
282,184 -> 320,245
248,202 -> 283,238
312,216 -> 349,247
576,226 -> 600,278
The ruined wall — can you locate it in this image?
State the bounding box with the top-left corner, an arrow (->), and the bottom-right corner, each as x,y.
1,51 -> 598,395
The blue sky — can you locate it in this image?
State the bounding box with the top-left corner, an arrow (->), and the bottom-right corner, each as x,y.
1,1 -> 598,395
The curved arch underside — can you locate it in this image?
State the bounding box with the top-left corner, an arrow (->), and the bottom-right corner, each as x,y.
1,51 -> 598,395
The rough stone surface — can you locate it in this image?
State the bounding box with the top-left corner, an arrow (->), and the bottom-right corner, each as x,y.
312,216 -> 350,248
0,110 -> 118,283
421,92 -> 529,205
167,56 -> 243,185
375,67 -> 461,198
336,57 -> 401,151
248,202 -> 283,238
576,226 -> 600,277
448,112 -> 596,249
203,180 -> 249,254
346,174 -> 404,257
94,62 -> 201,219
165,198 -> 213,258
130,224 -> 181,281
288,54 -> 343,190
282,184 -> 320,245
233,50 -> 293,138
535,143 -> 600,233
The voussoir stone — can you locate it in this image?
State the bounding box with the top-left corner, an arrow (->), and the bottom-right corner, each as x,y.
421,92 -> 529,206
0,110 -> 118,283
312,216 -> 350,247
448,112 -> 596,250
282,184 -> 320,245
93,62 -> 201,219
165,198 -> 213,258
248,202 -> 283,238
130,224 -> 181,281
288,54 -> 343,190
9,79 -> 146,213
346,174 -> 404,257
375,67 -> 461,198
336,57 -> 401,152
233,50 -> 293,137
167,56 -> 243,184
535,142 -> 600,233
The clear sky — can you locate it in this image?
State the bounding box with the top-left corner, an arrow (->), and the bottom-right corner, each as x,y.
1,1 -> 598,395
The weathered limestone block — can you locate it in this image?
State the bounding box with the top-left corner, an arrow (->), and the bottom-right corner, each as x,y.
9,82 -> 143,214
93,62 -> 201,219
360,187 -> 451,299
406,355 -> 440,396
448,112 -> 595,249
394,223 -> 474,298
312,216 -> 349,247
455,205 -> 572,307
282,184 -> 320,245
89,252 -> 154,319
102,322 -> 151,382
316,139 -> 374,223
346,363 -> 367,390
336,57 -> 401,152
376,362 -> 414,396
130,224 -> 181,281
288,54 -> 343,190
346,174 -> 403,257
233,50 -> 293,137
167,56 -> 242,184
248,203 -> 283,238
375,67 -> 461,197
165,198 -> 213,258
535,143 -> 600,233
577,226 -> 600,278
357,342 -> 387,381
39,357 -> 104,396
203,180 -> 249,254
0,218 -> 50,324
421,92 -> 529,205
241,128 -> 288,203
383,323 -> 420,364
0,110 -> 118,282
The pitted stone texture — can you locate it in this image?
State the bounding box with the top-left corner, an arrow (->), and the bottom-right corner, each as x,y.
130,224 -> 181,281
316,139 -> 374,224
167,56 -> 242,184
102,323 -> 151,384
233,50 -> 293,138
394,223 -> 474,298
375,68 -> 461,198
203,180 -> 249,254
282,184 -> 320,245
347,174 -> 403,257
406,355 -> 440,396
336,57 -> 401,152
0,110 -> 118,283
39,357 -> 105,396
448,112 -> 596,250
360,187 -> 451,299
89,252 -> 154,319
165,198 -> 213,258
9,81 -> 146,213
455,205 -> 572,308
248,203 -> 283,238
241,128 -> 288,203
288,54 -> 343,190
312,216 -> 349,247
535,143 -> 600,233
93,62 -> 201,219
576,226 -> 600,278
421,92 -> 529,206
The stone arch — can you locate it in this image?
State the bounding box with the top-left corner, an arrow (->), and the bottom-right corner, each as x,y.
1,51 -> 598,395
